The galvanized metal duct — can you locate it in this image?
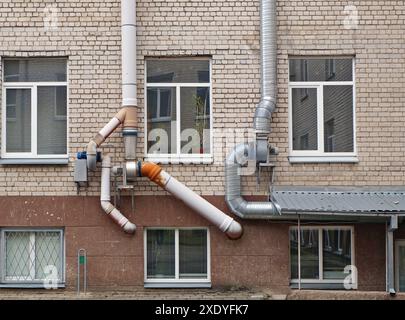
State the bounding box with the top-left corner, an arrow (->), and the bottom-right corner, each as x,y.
225,0 -> 279,218
253,0 -> 277,134
226,143 -> 280,218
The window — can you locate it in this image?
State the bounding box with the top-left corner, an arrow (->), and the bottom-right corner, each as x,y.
144,228 -> 210,287
288,58 -> 356,163
145,59 -> 212,164
0,229 -> 64,287
290,226 -> 355,288
2,58 -> 68,160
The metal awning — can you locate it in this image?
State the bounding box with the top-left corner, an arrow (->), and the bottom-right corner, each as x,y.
272,188 -> 405,215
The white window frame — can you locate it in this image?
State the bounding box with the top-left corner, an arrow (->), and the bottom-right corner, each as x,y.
144,227 -> 211,286
288,57 -> 357,163
0,228 -> 65,287
289,225 -> 356,287
1,59 -> 69,160
144,58 -> 213,164
395,240 -> 405,292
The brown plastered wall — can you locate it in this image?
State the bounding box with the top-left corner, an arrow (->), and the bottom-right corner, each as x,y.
0,195 -> 393,292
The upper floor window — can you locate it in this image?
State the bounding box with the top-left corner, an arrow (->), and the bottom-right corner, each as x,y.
288,58 -> 356,163
2,58 -> 68,161
145,59 -> 212,164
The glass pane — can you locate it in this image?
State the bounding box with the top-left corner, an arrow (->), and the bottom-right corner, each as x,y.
147,87 -> 176,154
4,59 -> 67,82
399,246 -> 405,292
5,232 -> 31,280
290,229 -> 319,279
147,60 -> 210,83
179,230 -> 208,279
35,232 -> 62,281
147,230 -> 176,279
323,85 -> 354,152
6,89 -> 31,153
37,86 -> 67,155
292,88 -> 318,151
289,59 -> 352,82
180,87 -> 211,154
323,229 -> 352,279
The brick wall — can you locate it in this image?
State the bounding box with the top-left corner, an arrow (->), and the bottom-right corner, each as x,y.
0,0 -> 404,196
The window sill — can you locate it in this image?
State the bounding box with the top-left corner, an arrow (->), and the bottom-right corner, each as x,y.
0,158 -> 69,165
0,283 -> 65,289
144,282 -> 211,289
290,282 -> 356,290
288,155 -> 358,164
145,156 -> 213,165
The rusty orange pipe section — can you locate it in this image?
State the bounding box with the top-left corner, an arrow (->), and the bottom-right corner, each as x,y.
140,162 -> 165,188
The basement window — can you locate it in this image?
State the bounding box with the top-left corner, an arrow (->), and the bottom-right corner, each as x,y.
288,57 -> 357,163
0,229 -> 65,288
144,228 -> 211,288
145,58 -> 212,164
1,58 -> 68,164
289,226 -> 356,289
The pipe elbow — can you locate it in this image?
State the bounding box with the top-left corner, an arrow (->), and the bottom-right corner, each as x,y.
225,220 -> 243,240
123,221 -> 136,234
141,162 -> 165,187
86,140 -> 98,171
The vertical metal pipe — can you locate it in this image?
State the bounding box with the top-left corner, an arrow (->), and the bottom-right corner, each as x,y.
121,0 -> 137,106
298,215 -> 301,290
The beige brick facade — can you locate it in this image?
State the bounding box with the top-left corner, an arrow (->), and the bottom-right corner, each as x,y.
0,0 -> 404,196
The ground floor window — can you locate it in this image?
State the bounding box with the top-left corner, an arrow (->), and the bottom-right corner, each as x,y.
290,226 -> 355,289
0,229 -> 64,287
144,228 -> 210,287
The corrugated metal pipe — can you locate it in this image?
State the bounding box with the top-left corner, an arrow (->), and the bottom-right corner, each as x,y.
226,144 -> 281,218
253,0 -> 277,134
225,0 -> 280,219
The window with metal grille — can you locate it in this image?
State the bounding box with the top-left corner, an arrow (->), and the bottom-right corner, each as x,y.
0,229 -> 64,286
2,58 -> 68,160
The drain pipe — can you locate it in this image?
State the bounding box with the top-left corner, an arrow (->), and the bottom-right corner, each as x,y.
225,0 -> 279,218
101,155 -> 136,234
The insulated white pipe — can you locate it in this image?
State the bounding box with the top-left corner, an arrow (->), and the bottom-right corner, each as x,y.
121,0 -> 137,107
144,167 -> 243,239
101,155 -> 136,234
99,117 -> 122,141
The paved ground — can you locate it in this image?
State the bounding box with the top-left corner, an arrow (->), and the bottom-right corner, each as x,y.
0,288 -> 404,300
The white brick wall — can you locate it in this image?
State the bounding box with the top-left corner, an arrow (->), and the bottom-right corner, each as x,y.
0,0 -> 404,196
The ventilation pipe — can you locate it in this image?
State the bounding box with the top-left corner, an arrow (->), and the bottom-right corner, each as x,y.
101,155 -> 136,234
140,163 -> 243,239
225,0 -> 280,218
80,0 -> 243,239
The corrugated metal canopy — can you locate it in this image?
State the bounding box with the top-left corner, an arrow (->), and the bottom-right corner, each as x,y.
272,188 -> 405,215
